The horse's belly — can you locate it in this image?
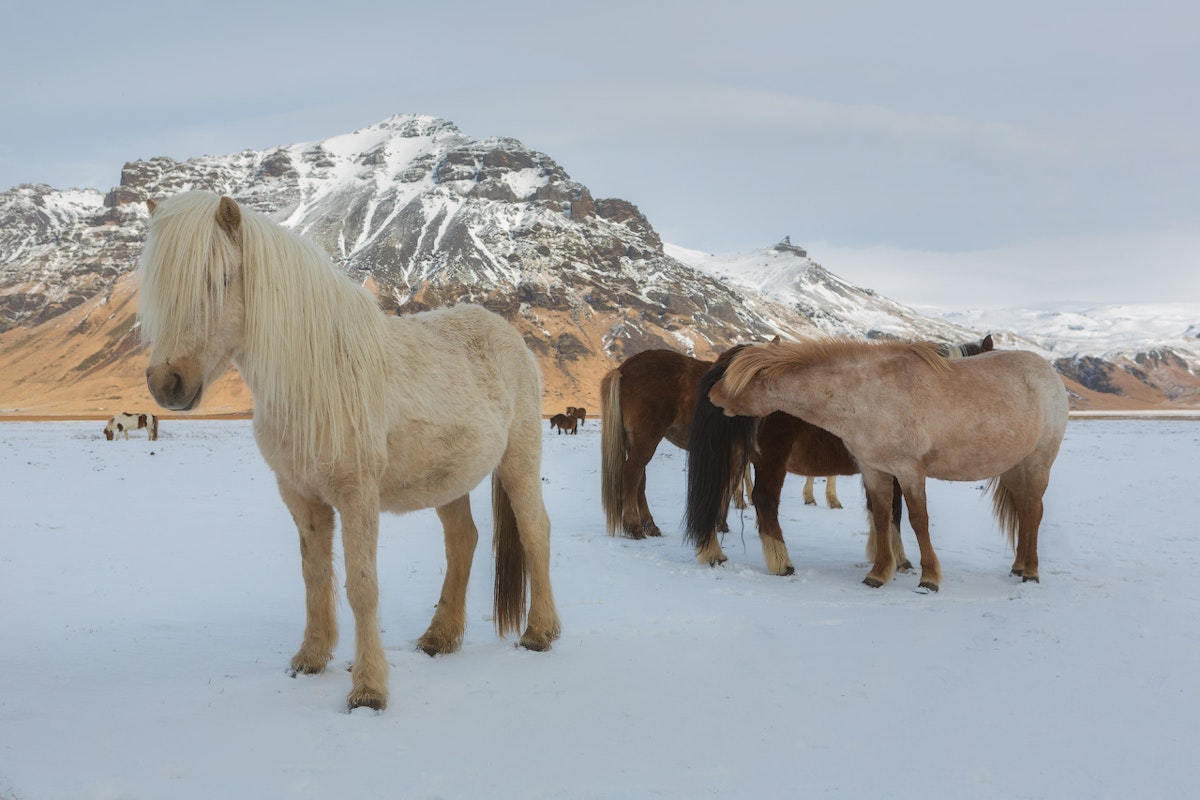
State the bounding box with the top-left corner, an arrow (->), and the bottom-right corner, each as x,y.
378,441 -> 501,513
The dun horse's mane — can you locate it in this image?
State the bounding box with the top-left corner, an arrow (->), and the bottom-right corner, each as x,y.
720,338 -> 950,399
139,192 -> 390,475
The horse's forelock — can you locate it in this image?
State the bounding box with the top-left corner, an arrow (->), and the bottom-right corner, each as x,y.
137,192 -> 237,352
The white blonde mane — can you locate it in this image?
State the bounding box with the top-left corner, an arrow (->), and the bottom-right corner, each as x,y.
139,192 -> 391,476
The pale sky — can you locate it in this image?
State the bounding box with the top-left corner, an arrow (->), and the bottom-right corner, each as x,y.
2,0 -> 1197,310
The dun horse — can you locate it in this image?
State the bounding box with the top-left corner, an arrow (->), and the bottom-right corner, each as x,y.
600,347 -> 908,568
685,335 -> 994,576
697,337 -> 1067,590
137,191 -> 559,710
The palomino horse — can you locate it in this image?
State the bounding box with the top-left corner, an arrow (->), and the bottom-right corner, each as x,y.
104,412 -> 159,441
701,337 -> 1068,590
138,191 -> 559,711
685,335 -> 995,576
550,413 -> 578,434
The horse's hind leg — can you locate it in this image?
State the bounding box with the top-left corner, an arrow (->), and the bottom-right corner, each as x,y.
277,479 -> 338,676
826,475 -> 843,509
803,476 -> 817,505
750,456 -> 794,576
418,494 -> 478,656
997,465 -> 1049,583
496,434 -> 561,651
624,437 -> 661,538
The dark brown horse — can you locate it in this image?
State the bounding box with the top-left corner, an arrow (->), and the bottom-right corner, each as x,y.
601,349 -> 714,538
549,413 -> 578,434
684,335 -> 994,577
566,406 -> 587,425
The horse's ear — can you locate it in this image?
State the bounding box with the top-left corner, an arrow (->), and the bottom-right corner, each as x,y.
146,198 -> 158,216
216,196 -> 242,237
770,335 -> 782,344
982,333 -> 994,351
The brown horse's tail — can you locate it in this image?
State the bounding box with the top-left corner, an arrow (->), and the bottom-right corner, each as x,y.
684,348 -> 758,551
987,477 -> 1020,552
600,368 -> 625,536
491,473 -> 527,638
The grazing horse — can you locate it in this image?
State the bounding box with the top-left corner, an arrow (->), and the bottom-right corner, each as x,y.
600,347 -> 903,562
137,191 -> 559,711
684,334 -> 996,576
550,413 -> 578,434
702,337 -> 1068,590
103,411 -> 159,441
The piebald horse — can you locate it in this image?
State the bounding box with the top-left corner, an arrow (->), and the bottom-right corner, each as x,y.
701,337 -> 1067,590
104,412 -> 159,441
137,191 -> 559,711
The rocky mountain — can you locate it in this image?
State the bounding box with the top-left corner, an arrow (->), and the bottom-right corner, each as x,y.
1,114 -> 1197,416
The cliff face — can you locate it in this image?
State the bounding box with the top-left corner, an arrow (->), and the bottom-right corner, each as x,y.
1,114 -> 1196,417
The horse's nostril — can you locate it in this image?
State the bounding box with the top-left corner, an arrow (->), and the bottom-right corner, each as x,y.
170,370 -> 184,397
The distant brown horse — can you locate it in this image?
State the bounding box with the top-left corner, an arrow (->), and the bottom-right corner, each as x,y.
566,406 -> 587,425
599,347 -> 904,557
692,336 -> 1066,590
550,413 -> 578,434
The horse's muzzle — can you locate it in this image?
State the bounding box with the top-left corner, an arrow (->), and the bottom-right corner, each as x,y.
146,362 -> 203,411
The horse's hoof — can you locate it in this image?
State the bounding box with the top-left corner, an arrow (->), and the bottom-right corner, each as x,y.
1022,575 -> 1040,583
898,560 -> 914,573
829,502 -> 843,510
918,581 -> 940,593
708,556 -> 728,568
519,634 -> 553,652
346,690 -> 387,712
645,525 -> 663,538
781,566 -> 795,576
863,576 -> 884,588
804,499 -> 816,506
624,528 -> 646,540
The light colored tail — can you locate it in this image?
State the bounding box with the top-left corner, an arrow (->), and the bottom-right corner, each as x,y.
988,477 -> 1020,552
491,474 -> 527,638
600,369 -> 625,536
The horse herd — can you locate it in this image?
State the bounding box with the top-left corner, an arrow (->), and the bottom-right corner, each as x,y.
133,191 -> 1070,711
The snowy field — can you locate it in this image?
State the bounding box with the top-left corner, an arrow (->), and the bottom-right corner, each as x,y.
1,418 -> 1197,799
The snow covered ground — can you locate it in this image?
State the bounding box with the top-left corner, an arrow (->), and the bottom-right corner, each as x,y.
2,418 -> 1198,799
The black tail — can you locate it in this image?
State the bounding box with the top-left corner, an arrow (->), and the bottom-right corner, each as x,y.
684,348 -> 759,550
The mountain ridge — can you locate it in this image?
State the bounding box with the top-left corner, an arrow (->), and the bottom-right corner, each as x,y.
1,113 -> 1196,416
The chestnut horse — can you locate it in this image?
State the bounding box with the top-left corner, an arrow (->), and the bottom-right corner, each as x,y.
137,191 -> 559,710
550,413 -> 578,434
698,337 -> 1067,590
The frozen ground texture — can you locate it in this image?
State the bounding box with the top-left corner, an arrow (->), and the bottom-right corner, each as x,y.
1,419 -> 1198,799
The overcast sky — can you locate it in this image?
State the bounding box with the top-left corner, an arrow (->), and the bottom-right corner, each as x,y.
2,1 -> 1196,310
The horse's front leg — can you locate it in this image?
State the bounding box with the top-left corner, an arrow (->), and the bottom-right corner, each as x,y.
418,494 -> 478,656
277,478 -> 337,676
897,474 -> 942,592
860,468 -> 897,587
338,488 -> 388,711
